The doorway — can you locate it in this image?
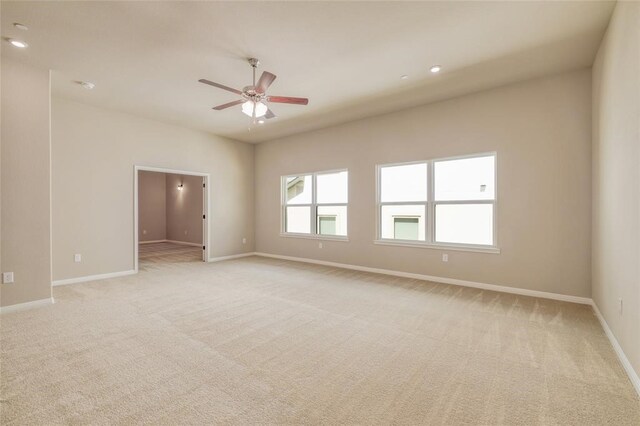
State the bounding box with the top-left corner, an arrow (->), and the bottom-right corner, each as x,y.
134,166 -> 209,271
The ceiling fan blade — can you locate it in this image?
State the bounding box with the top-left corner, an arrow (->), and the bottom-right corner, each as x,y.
256,71 -> 276,94
267,96 -> 309,105
265,109 -> 276,119
198,79 -> 242,95
212,100 -> 243,110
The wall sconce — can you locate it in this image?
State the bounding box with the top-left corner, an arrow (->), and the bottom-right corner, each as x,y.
177,183 -> 184,191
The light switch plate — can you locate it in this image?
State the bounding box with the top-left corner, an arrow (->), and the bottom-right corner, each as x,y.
74,254 -> 82,263
2,272 -> 14,284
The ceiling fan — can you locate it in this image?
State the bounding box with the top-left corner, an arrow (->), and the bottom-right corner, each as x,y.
199,58 -> 308,123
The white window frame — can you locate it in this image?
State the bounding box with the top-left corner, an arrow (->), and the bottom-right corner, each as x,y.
281,168 -> 349,241
375,152 -> 499,254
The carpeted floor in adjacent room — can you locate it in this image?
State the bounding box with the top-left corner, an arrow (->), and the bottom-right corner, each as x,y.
1,256 -> 639,425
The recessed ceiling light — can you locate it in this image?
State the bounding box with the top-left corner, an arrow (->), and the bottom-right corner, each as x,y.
257,119 -> 265,124
75,81 -> 95,90
430,65 -> 442,73
7,38 -> 28,48
400,75 -> 409,80
13,23 -> 29,31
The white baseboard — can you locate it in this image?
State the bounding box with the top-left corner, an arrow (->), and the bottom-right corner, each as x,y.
52,270 -> 137,286
0,297 -> 55,314
166,240 -> 202,247
591,302 -> 640,397
139,239 -> 202,247
253,252 -> 592,305
208,252 -> 256,263
139,239 -> 166,245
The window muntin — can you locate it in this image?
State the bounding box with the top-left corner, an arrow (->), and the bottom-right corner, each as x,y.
378,153 -> 496,249
282,170 -> 348,238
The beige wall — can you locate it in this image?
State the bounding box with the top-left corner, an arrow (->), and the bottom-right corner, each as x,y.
0,59 -> 52,307
138,171 -> 204,245
52,97 -> 254,281
592,2 -> 640,378
166,173 -> 204,245
255,69 -> 592,298
138,171 -> 167,242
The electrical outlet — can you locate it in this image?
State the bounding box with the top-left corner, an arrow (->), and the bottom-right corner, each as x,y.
184,230 -> 188,235
142,229 -> 147,235
319,242 -> 323,249
618,298 -> 623,314
2,272 -> 14,284
442,254 -> 449,262
242,238 -> 247,244
74,254 -> 82,263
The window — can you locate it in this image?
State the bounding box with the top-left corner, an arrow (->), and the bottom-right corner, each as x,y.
377,153 -> 497,251
282,170 -> 348,239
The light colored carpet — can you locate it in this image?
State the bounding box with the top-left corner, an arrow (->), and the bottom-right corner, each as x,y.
1,256 -> 638,425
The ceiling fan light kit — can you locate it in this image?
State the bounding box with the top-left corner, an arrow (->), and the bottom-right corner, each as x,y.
199,57 -> 309,123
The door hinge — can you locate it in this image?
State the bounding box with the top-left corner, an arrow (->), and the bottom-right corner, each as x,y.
203,214 -> 206,219
202,183 -> 206,188
202,245 -> 205,250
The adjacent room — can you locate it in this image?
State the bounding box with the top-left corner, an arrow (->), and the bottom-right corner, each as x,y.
137,170 -> 206,268
1,1 -> 638,424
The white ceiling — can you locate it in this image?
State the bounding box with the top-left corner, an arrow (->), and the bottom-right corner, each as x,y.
1,1 -> 614,143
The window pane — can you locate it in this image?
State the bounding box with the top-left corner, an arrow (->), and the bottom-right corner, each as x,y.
434,155 -> 495,201
380,163 -> 427,202
285,175 -> 312,204
435,204 -> 493,245
286,206 -> 311,233
394,218 -> 419,240
317,206 -> 347,236
380,205 -> 426,241
317,171 -> 348,204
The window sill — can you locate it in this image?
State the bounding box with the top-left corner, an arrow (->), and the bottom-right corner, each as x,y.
280,233 -> 349,242
374,239 -> 500,254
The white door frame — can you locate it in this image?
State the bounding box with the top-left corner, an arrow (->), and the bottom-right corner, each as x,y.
134,165 -> 210,272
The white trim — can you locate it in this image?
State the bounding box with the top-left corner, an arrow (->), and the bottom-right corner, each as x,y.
0,297 -> 55,314
48,70 -> 54,302
165,240 -> 202,247
52,270 -> 136,286
591,302 -> 640,397
133,165 -> 209,176
374,239 -> 500,254
134,165 -> 210,272
208,252 -> 256,263
254,252 -> 591,305
139,239 -> 167,245
138,239 -> 203,247
280,233 -> 349,242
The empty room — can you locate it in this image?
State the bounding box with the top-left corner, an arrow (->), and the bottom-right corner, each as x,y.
1,1 -> 639,425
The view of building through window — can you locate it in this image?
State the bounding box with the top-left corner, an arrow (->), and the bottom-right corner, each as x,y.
434,155 -> 495,245
378,153 -> 496,247
282,154 -> 495,247
283,170 -> 348,237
